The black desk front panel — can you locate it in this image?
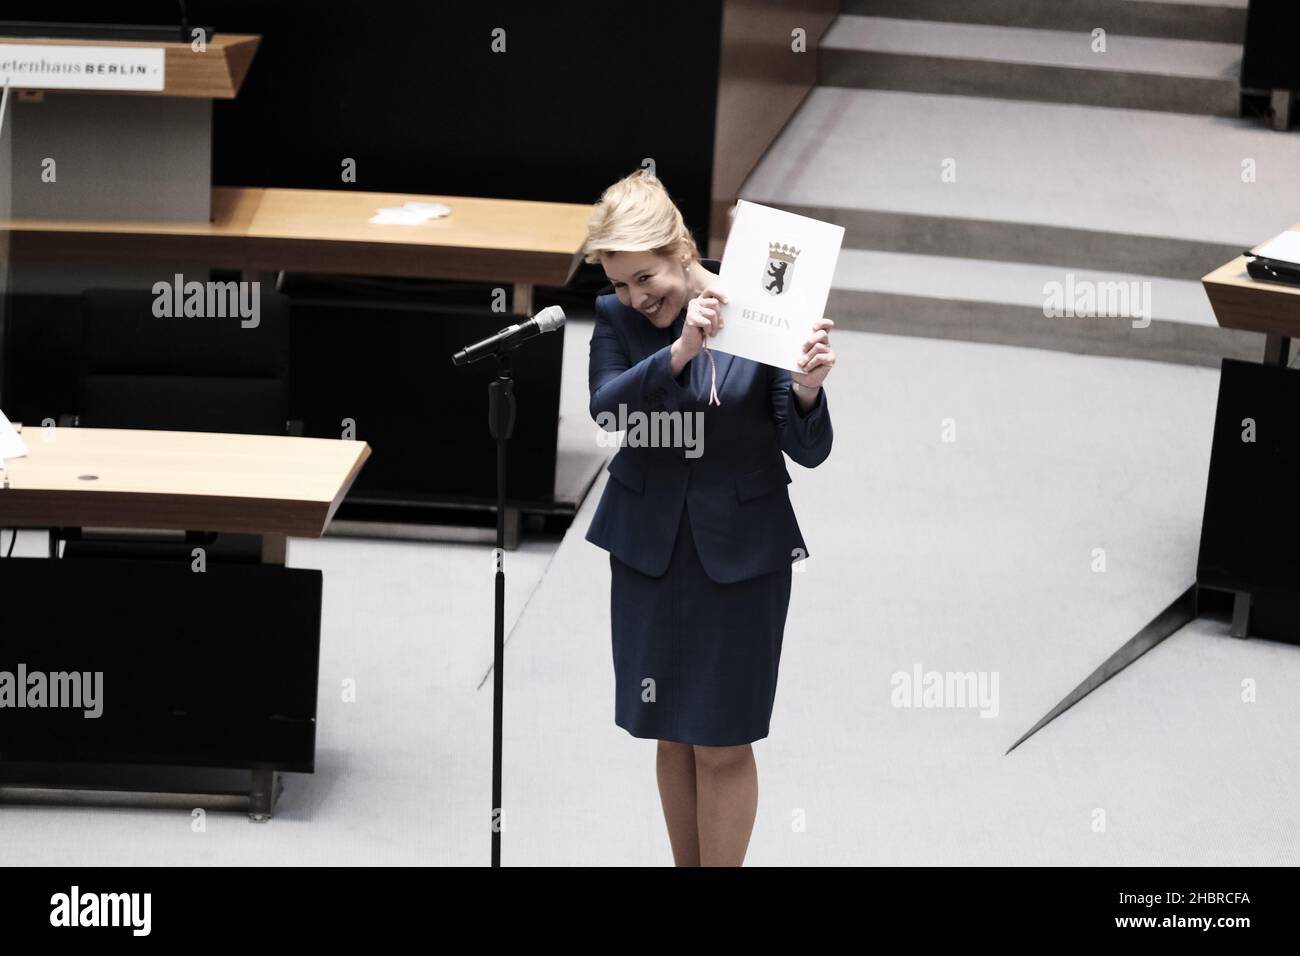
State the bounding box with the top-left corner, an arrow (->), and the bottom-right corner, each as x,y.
0,557 -> 322,772
1197,359 -> 1300,643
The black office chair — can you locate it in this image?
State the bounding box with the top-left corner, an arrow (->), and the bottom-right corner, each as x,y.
75,285 -> 290,434
58,282 -> 293,563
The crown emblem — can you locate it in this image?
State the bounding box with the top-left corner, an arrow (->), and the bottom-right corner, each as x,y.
768,242 -> 800,263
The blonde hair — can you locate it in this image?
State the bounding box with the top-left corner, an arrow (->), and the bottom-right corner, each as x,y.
582,170 -> 701,267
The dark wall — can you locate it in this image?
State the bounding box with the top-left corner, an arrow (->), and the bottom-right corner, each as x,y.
18,0 -> 725,261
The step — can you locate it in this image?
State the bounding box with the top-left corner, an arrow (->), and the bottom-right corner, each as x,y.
740,88 -> 1294,279
826,249 -> 1264,366
843,0 -> 1247,44
822,15 -> 1241,116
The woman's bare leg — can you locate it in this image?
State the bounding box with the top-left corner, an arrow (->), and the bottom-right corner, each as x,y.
656,740 -> 700,866
693,743 -> 757,866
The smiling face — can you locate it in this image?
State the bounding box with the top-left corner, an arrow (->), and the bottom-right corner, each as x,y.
600,249 -> 689,328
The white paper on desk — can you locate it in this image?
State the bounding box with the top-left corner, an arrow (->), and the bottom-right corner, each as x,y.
0,407 -> 28,459
369,208 -> 432,225
401,202 -> 450,216
1255,230 -> 1300,266
368,202 -> 451,225
707,201 -> 844,371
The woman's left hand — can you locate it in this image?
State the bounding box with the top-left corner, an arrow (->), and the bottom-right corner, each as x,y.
792,317 -> 835,388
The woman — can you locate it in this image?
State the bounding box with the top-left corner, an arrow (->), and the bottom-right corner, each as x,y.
582,171 -> 834,866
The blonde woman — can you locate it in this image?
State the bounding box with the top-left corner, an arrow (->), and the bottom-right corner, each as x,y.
583,171 -> 834,866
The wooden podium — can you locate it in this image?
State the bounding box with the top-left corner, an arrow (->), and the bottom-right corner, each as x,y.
0,427 -> 370,819
1197,223 -> 1300,641
1202,220 -> 1300,367
0,31 -> 260,222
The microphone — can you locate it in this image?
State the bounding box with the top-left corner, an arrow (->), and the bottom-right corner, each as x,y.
452,305 -> 566,365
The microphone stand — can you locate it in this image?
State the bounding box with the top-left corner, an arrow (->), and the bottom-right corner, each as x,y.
454,308 -> 562,866
487,351 -> 515,867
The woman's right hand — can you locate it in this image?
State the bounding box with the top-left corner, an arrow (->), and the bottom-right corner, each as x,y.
679,288 -> 729,359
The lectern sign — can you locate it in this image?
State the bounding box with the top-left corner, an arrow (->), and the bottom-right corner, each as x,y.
0,44 -> 165,92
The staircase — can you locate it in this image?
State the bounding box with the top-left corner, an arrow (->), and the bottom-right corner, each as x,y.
739,0 -> 1300,366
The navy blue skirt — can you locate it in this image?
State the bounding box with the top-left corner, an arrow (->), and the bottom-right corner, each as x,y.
609,503 -> 793,746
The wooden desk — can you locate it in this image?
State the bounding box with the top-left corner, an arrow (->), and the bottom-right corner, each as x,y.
2,186 -> 591,313
1203,221 -> 1300,365
0,427 -> 371,820
1,187 -> 592,534
0,427 -> 370,538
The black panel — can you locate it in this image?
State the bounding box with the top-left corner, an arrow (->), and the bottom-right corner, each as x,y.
1249,589 -> 1300,640
82,288 -> 287,378
1197,359 -> 1300,642
289,298 -> 562,501
74,286 -> 290,434
81,374 -> 285,434
1,295 -> 82,424
0,558 -> 323,771
1241,0 -> 1300,90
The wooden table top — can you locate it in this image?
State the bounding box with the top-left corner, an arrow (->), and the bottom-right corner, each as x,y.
0,427 -> 370,537
1,186 -> 592,286
1203,221 -> 1300,337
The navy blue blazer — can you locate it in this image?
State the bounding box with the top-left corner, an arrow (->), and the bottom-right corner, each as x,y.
584,292 -> 833,584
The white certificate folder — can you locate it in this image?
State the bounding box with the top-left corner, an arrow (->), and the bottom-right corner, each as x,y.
708,200 -> 844,371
